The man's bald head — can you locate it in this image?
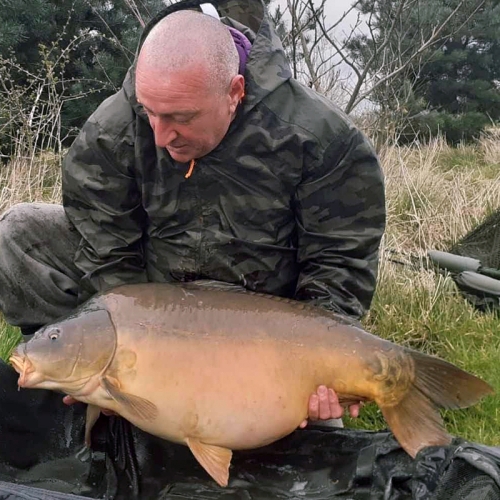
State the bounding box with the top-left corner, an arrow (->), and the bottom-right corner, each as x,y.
137,10 -> 240,95
135,10 -> 246,162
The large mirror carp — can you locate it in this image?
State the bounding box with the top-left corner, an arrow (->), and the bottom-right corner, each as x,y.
10,282 -> 493,487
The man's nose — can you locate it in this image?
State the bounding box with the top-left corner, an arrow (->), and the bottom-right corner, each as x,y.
150,116 -> 178,147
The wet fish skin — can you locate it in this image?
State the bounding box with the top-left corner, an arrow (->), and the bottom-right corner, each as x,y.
9,282 -> 494,487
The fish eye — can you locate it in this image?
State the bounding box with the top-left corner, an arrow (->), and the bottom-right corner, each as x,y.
48,328 -> 60,341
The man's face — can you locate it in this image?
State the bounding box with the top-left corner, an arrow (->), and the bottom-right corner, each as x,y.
136,67 -> 243,163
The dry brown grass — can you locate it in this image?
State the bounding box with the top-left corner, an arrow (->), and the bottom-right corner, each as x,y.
480,127 -> 500,166
378,135 -> 500,256
0,152 -> 62,213
351,131 -> 500,445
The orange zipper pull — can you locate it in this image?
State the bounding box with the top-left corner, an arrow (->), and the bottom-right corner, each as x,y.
185,159 -> 196,179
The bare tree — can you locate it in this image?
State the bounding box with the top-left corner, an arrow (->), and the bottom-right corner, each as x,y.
121,0 -> 174,28
278,0 -> 486,116
0,26 -> 111,160
272,0 -> 348,101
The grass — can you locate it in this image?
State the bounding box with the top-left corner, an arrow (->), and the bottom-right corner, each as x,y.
0,131 -> 499,446
0,319 -> 21,361
0,151 -> 62,214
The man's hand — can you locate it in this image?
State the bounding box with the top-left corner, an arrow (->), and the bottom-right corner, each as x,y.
63,395 -> 117,416
299,385 -> 361,429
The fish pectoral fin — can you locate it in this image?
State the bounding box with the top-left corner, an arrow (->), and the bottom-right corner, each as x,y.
85,404 -> 101,448
100,376 -> 158,421
186,437 -> 232,487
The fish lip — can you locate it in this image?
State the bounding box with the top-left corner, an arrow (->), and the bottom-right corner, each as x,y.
8,352 -> 24,374
9,351 -> 93,393
9,351 -> 39,388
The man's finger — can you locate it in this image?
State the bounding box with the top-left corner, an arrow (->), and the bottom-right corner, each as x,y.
318,386 -> 332,420
327,388 -> 344,419
348,403 -> 361,418
308,393 -> 319,420
62,395 -> 116,417
63,395 -> 77,406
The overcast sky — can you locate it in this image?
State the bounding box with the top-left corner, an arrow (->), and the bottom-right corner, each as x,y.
275,0 -> 361,36
323,0 -> 360,33
272,0 -> 367,108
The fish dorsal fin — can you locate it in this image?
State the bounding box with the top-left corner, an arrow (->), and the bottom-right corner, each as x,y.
101,376 -> 158,421
85,404 -> 102,447
177,280 -> 247,293
186,437 -> 232,487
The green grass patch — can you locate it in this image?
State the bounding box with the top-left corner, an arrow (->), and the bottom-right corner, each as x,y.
437,145 -> 498,179
437,145 -> 482,172
0,317 -> 21,362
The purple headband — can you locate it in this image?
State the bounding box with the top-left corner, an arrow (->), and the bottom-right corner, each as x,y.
228,27 -> 252,75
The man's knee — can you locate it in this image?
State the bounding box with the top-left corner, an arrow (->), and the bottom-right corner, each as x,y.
0,202 -> 32,233
0,203 -> 69,298
0,202 -> 45,224
0,203 -> 57,246
0,202 -> 77,253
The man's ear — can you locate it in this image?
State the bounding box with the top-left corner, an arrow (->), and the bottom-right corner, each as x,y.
228,75 -> 245,113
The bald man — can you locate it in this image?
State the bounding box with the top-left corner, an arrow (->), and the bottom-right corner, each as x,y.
0,0 -> 384,454
135,10 -> 245,163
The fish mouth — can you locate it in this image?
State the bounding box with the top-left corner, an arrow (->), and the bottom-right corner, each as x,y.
9,350 -> 40,388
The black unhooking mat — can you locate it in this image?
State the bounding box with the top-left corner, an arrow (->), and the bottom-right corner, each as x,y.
0,361 -> 499,500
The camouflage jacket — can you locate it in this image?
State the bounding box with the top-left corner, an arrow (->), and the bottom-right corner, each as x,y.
62,0 -> 386,318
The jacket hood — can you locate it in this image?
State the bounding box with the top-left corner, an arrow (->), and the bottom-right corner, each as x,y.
122,0 -> 292,118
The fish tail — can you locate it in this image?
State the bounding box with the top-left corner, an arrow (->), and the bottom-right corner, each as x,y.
379,350 -> 493,458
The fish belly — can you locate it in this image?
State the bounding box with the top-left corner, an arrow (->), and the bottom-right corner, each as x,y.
113,335 -> 337,450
